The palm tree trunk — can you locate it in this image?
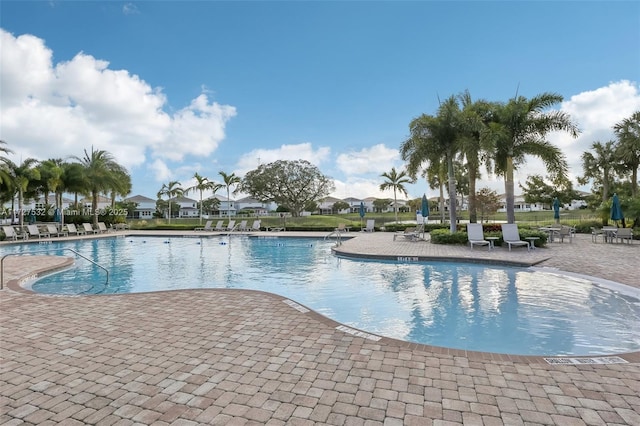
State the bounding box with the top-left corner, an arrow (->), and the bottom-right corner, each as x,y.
199,191 -> 203,225
439,183 -> 445,223
447,152 -> 457,232
92,190 -> 99,226
393,188 -> 398,223
468,166 -> 477,223
505,156 -> 515,224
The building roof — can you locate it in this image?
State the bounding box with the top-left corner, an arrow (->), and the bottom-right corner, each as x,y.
125,194 -> 156,203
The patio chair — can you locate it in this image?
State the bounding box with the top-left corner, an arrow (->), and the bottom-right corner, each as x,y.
82,223 -> 100,234
363,219 -> 375,232
225,220 -> 236,231
66,223 -> 86,236
97,222 -> 110,233
557,225 -> 574,243
46,224 -> 68,237
467,223 -> 490,251
500,224 -> 530,252
235,220 -> 248,231
2,225 -> 28,241
590,227 -> 604,243
27,224 -> 50,239
249,220 -> 261,231
615,228 -> 633,244
335,223 -> 351,233
194,220 -> 213,231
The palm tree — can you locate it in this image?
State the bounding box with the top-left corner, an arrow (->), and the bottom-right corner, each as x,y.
578,141 -> 618,203
60,161 -> 87,209
219,171 -> 241,217
379,167 -> 413,223
36,159 -> 64,209
487,93 -> 579,223
185,173 -> 222,225
400,96 -> 462,232
157,180 -> 183,223
73,147 -> 129,226
0,140 -> 13,185
457,92 -> 494,223
613,111 -> 640,197
3,158 -> 41,226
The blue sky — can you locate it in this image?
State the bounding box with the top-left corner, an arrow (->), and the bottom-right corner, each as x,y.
1,0 -> 639,201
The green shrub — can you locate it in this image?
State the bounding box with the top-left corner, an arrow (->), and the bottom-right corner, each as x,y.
430,229 -> 469,245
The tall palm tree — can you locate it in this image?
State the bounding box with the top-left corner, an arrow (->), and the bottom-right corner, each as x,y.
219,171 -> 241,217
185,173 -> 222,224
613,111 -> 640,197
3,158 -> 40,226
578,141 -> 618,203
400,96 -> 463,232
36,159 -> 64,209
157,180 -> 183,223
60,161 -> 87,209
109,167 -> 132,209
379,167 -> 413,223
73,147 -> 129,226
457,92 -> 494,223
487,93 -> 579,223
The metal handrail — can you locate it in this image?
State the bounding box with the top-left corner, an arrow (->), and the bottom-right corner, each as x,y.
1,248 -> 109,291
324,230 -> 342,246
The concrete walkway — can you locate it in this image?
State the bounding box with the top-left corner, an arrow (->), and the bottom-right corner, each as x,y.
1,231 -> 639,425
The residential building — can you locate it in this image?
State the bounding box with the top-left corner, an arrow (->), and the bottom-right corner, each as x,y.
124,195 -> 156,219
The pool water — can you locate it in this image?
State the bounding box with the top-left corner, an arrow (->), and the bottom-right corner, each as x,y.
6,236 -> 640,356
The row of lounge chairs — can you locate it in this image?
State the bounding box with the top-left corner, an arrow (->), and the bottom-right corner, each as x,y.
194,219 -> 262,232
1,222 -> 111,241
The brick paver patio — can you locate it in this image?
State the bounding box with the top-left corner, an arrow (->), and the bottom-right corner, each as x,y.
1,231 -> 639,425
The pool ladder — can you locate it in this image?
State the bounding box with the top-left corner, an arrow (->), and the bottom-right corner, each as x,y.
1,248 -> 109,291
324,230 -> 343,246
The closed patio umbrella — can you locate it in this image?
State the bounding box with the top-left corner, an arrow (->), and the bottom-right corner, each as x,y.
421,194 -> 429,238
359,201 -> 365,230
553,197 -> 560,223
610,193 -> 623,224
28,210 -> 36,224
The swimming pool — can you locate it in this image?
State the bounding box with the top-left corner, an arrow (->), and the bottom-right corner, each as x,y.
5,236 -> 640,356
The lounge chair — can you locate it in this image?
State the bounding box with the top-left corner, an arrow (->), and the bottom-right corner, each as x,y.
467,223 -> 490,250
393,226 -> 420,241
194,220 -> 213,231
500,224 -> 530,252
335,223 -> 351,233
225,220 -> 236,231
212,220 -> 224,231
82,223 -> 99,234
27,224 -> 50,239
97,222 -> 111,233
363,219 -> 375,232
249,220 -> 261,231
235,220 -> 248,232
46,224 -> 68,237
66,223 -> 86,236
2,225 -> 28,241
615,228 -> 633,244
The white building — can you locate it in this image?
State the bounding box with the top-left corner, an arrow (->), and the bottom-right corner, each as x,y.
124,195 -> 156,219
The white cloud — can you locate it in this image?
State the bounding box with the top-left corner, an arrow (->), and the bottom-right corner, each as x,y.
0,29 -> 235,171
123,3 -> 140,15
235,142 -> 331,175
336,144 -> 401,175
148,159 -> 172,182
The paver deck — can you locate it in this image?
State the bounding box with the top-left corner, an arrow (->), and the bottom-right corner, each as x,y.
1,231 -> 639,425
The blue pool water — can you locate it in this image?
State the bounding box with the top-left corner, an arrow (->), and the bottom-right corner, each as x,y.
5,236 -> 640,356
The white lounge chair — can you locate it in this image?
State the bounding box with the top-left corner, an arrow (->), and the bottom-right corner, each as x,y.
195,220 -> 213,231
82,223 -> 99,234
27,224 -> 50,239
249,220 -> 261,231
235,220 -> 248,232
212,220 -> 225,231
97,222 -> 111,233
363,219 -> 375,232
2,226 -> 28,241
467,223 -> 490,250
46,224 -> 68,237
225,220 -> 236,231
500,224 -> 530,252
66,223 -> 86,236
